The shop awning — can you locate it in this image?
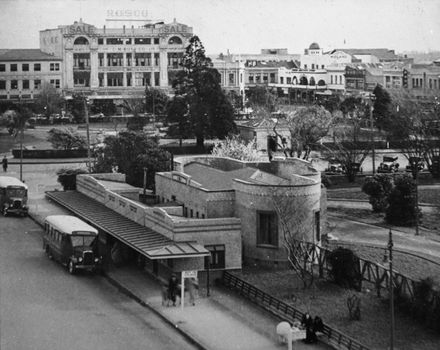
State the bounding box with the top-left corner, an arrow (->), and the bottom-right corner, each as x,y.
46,191 -> 209,260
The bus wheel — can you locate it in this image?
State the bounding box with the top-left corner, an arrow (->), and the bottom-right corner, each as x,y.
68,260 -> 76,275
45,246 -> 53,260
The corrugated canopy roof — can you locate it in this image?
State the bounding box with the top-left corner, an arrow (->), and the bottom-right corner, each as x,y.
46,191 -> 209,259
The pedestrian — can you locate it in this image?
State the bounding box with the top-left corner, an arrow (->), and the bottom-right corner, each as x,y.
301,312 -> 317,344
2,156 -> 7,172
168,273 -> 179,306
186,277 -> 199,306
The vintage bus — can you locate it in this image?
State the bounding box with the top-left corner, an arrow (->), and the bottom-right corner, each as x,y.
43,215 -> 101,274
0,176 -> 28,216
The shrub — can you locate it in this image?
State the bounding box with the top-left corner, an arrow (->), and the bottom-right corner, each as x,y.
385,174 -> 421,226
327,247 -> 362,291
56,168 -> 87,190
361,174 -> 393,212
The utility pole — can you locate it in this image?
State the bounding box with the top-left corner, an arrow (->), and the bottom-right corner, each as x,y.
387,229 -> 395,350
369,94 -> 376,174
83,95 -> 91,173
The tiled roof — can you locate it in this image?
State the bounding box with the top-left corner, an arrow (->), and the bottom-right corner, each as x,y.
46,191 -> 209,259
0,49 -> 61,62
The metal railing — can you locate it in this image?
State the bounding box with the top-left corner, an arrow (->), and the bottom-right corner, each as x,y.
221,271 -> 371,350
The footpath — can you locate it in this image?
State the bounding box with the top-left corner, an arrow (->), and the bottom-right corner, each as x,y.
12,161 -> 327,350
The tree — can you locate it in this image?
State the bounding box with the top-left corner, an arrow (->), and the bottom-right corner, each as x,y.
93,131 -> 171,189
122,98 -> 146,131
47,127 -> 86,150
322,116 -> 370,182
386,92 -> 440,179
211,135 -> 261,161
246,85 -> 278,113
166,95 -> 191,145
145,87 -> 169,115
6,104 -> 32,137
34,82 -> 64,118
274,106 -> 334,160
171,35 -> 235,147
271,188 -> 320,289
69,93 -> 87,123
362,174 -> 393,212
372,85 -> 392,131
386,174 -> 421,226
226,90 -> 244,113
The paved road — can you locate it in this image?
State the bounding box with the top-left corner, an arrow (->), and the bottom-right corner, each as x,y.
0,215 -> 198,350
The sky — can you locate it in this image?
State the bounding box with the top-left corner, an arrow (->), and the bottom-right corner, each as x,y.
0,0 -> 439,55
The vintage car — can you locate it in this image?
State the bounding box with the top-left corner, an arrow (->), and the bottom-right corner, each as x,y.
405,157 -> 425,173
325,159 -> 344,174
377,156 -> 399,173
0,176 -> 28,216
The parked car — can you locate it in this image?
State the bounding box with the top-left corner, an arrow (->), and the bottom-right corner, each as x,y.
377,156 -> 399,173
325,159 -> 344,174
406,157 -> 425,173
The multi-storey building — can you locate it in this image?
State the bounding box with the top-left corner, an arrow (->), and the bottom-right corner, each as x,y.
0,49 -> 62,102
39,19 -> 192,102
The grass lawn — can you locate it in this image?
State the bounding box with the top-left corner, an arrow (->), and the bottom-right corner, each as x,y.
236,267 -> 440,350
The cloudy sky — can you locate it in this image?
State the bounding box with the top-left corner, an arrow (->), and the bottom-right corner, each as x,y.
0,0 -> 439,54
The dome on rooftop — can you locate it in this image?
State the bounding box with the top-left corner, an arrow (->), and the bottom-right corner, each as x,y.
309,42 -> 320,50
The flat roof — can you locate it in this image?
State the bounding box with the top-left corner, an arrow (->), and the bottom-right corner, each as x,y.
0,49 -> 61,62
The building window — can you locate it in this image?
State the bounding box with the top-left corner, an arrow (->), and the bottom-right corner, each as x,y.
22,64 -> 29,72
330,75 -> 333,84
34,79 -> 41,89
204,245 -> 225,269
304,64 -> 307,69
255,75 -> 261,84
154,53 -> 160,66
168,52 -> 183,68
339,76 -> 342,85
50,79 -> 60,88
263,73 -> 268,83
280,77 -> 284,84
107,72 -> 123,87
126,53 -> 132,66
50,63 -> 60,71
168,36 -> 182,45
229,73 -> 235,85
135,53 -> 151,66
190,209 -> 193,218
154,72 -> 160,86
287,77 -> 292,84
10,80 -> 18,89
311,64 -> 315,69
98,38 -> 104,45
270,73 -> 276,83
106,38 -> 124,45
74,53 -> 90,68
257,211 -> 278,247
134,37 -> 151,45
315,211 -> 321,241
321,65 -> 325,69
154,38 -> 159,44
249,75 -> 254,83
99,53 -> 104,67
0,80 -> 5,90
106,53 -> 122,67
0,64 -> 5,72
74,37 -> 89,45
10,64 -> 17,72
98,73 -> 104,87
22,80 -> 30,89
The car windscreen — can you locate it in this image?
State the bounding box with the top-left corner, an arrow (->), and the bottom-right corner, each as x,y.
6,186 -> 26,197
71,235 -> 95,247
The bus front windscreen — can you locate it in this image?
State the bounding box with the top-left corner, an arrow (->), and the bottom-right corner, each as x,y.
7,187 -> 26,197
71,235 -> 95,247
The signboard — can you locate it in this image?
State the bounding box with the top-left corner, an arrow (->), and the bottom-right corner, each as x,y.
182,270 -> 197,278
181,270 -> 198,309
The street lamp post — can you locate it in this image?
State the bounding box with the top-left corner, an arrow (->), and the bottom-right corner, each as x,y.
83,95 -> 91,173
369,94 -> 376,174
385,229 -> 395,350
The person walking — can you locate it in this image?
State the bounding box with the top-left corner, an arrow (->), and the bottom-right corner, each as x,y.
168,273 -> 179,306
186,277 -> 199,306
2,156 -> 7,172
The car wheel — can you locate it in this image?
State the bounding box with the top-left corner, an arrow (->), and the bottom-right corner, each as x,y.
2,207 -> 8,217
45,246 -> 53,260
68,260 -> 76,275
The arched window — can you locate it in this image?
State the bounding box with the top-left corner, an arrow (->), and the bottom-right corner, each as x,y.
299,76 -> 308,85
292,76 -> 298,85
309,77 -> 316,86
168,36 -> 182,45
317,79 -> 326,86
74,37 -> 89,45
